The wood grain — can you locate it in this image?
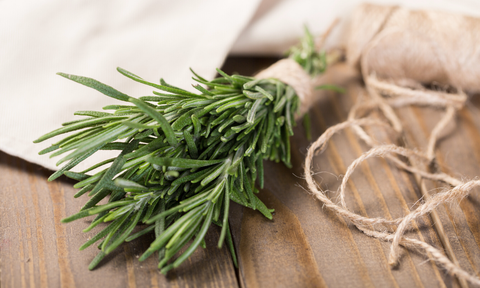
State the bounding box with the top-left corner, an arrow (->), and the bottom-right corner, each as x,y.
2,58 -> 480,287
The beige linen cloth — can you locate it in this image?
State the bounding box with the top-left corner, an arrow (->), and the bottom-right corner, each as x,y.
1,0 -> 480,171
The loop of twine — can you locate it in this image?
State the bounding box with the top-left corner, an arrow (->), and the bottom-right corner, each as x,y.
303,82 -> 479,285
300,5 -> 480,286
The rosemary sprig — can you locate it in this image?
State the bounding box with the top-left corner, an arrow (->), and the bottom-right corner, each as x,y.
287,25 -> 327,76
35,27 -> 326,273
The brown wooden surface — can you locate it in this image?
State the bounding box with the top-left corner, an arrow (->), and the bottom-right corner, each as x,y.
2,58 -> 480,287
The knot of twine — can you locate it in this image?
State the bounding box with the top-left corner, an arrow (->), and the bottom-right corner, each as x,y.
265,4 -> 480,287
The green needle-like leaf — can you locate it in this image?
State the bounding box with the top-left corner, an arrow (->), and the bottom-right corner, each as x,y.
128,97 -> 178,146
57,73 -> 130,101
147,156 -> 223,169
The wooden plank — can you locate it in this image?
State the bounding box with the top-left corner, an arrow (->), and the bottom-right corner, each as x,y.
2,57 -> 480,288
0,144 -> 238,288
227,63 -> 476,287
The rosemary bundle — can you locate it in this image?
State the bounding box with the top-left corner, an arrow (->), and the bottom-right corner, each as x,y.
34,28 -> 325,273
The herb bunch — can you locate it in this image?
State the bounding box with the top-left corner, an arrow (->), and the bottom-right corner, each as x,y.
34,28 -> 325,273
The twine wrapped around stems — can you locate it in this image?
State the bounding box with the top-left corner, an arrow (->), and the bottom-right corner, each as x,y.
256,58 -> 313,119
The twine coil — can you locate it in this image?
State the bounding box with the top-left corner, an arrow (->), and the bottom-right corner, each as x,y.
263,3 -> 480,287
347,3 -> 480,93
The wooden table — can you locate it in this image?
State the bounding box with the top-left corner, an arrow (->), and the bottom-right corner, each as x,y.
2,58 -> 480,287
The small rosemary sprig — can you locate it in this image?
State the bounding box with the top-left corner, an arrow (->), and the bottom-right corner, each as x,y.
35,27 -> 326,273
287,25 -> 327,76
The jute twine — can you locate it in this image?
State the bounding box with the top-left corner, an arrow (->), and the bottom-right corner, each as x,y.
260,4 -> 480,287
256,58 -> 313,118
347,3 -> 480,93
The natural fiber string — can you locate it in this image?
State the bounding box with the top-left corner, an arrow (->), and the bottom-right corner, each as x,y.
426,105 -> 457,161
367,75 -> 467,109
356,13 -> 474,282
303,98 -> 480,285
255,58 -> 313,118
347,4 -> 480,93
300,5 -> 480,286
